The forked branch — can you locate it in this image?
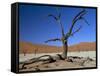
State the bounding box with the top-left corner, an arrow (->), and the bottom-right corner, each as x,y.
69,9 -> 86,34
48,13 -> 65,37
65,9 -> 89,39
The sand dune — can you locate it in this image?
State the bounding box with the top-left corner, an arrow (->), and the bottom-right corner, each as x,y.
19,41 -> 96,54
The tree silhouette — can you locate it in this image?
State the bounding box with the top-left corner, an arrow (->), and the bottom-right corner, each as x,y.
45,9 -> 89,59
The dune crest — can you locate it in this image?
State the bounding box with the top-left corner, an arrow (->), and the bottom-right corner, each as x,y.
19,41 -> 96,53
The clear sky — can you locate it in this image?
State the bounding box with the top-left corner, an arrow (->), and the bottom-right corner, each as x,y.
19,4 -> 96,46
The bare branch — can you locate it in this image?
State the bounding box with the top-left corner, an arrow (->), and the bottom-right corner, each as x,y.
55,7 -> 61,19
73,9 -> 86,22
81,17 -> 90,26
45,38 -> 61,43
48,14 -> 58,21
47,14 -> 65,37
65,9 -> 88,39
70,26 -> 82,36
58,20 -> 65,37
69,9 -> 86,34
58,13 -> 61,19
55,8 -> 65,37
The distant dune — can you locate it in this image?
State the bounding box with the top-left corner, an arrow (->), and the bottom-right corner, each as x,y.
19,41 -> 96,54
69,42 -> 96,51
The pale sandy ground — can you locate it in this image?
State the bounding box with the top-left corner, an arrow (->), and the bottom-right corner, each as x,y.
19,51 -> 96,62
19,51 -> 96,72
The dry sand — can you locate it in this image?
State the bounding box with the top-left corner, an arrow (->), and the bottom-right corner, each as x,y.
19,51 -> 96,72
19,51 -> 96,62
19,56 -> 96,72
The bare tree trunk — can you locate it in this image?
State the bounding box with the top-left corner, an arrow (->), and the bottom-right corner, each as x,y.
62,41 -> 68,59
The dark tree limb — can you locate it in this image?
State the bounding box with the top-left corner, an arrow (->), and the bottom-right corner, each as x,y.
72,9 -> 86,22
69,10 -> 86,33
21,53 -> 67,70
21,55 -> 56,69
81,17 -> 90,26
56,54 -> 65,60
47,14 -> 65,37
70,26 -> 82,37
65,9 -> 90,40
45,38 -> 61,43
65,9 -> 87,39
48,14 -> 58,21
55,8 -> 65,36
58,20 -> 65,37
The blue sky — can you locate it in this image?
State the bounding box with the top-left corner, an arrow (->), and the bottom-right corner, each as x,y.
19,4 -> 96,46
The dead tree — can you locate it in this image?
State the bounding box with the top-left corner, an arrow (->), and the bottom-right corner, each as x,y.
45,9 -> 89,59
20,9 -> 90,69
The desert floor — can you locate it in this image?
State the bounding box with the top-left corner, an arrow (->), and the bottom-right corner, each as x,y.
19,51 -> 96,72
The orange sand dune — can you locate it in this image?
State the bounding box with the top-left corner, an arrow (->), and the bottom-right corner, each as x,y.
19,41 -> 96,54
